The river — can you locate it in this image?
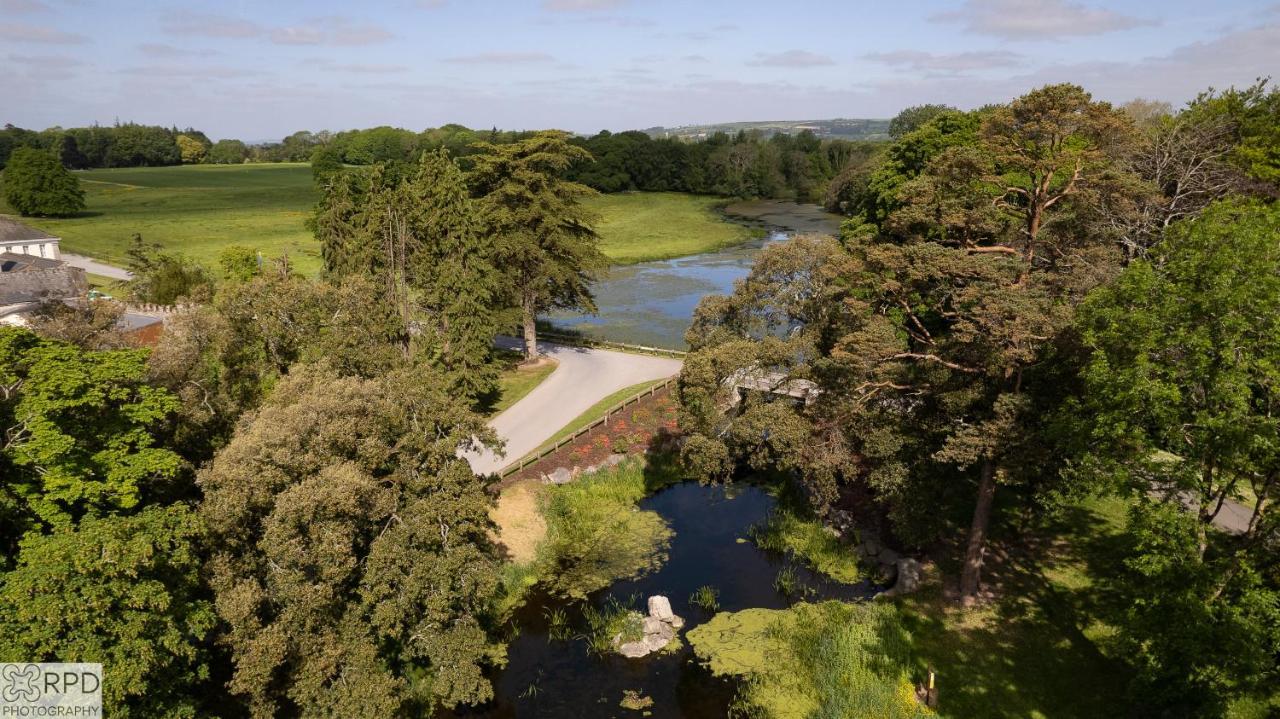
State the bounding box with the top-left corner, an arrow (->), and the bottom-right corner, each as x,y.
548,200 -> 844,349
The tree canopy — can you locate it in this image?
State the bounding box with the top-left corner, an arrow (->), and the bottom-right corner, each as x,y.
2,146 -> 85,217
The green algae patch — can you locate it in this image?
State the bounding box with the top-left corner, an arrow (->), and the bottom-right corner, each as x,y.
688,602 -> 939,719
687,607 -> 792,677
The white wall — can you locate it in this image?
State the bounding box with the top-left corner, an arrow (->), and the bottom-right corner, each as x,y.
0,238 -> 61,260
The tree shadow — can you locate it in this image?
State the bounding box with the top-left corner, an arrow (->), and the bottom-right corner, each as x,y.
889,498 -> 1137,719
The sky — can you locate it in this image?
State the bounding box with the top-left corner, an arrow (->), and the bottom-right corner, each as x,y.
2,0 -> 1278,141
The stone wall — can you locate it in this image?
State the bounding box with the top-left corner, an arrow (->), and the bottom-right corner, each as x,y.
0,265 -> 86,304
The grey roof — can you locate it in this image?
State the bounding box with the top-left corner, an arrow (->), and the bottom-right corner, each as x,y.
0,216 -> 58,244
116,312 -> 162,331
0,251 -> 63,272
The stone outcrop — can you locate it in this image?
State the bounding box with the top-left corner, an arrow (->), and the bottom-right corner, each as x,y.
615,595 -> 683,659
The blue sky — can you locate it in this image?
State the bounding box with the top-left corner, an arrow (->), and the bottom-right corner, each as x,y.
2,0 -> 1277,140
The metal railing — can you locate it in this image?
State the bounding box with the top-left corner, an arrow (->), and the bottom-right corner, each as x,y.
497,375 -> 677,478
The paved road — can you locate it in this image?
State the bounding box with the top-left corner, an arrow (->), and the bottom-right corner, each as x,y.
62,253 -> 132,281
465,337 -> 683,476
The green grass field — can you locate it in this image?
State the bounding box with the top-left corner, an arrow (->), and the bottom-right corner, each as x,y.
587,191 -> 758,264
0,166 -> 753,276
1,164 -> 324,275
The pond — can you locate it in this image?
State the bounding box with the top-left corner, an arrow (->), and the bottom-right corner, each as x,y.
548,201 -> 843,349
451,481 -> 878,718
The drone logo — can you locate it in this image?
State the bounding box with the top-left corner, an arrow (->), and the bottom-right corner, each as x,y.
1,663 -> 41,703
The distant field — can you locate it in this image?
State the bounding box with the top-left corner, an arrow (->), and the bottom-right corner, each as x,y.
587,192 -> 756,264
1,163 -> 323,275
1,165 -> 754,275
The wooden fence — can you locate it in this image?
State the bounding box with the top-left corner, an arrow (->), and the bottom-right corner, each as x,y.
518,328 -> 688,359
498,375 -> 677,478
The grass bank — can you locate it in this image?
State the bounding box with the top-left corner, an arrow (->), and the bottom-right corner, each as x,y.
2,164 -> 323,275
532,378 -> 669,454
492,457 -> 681,615
484,349 -> 557,417
585,191 -> 759,264
748,488 -> 863,583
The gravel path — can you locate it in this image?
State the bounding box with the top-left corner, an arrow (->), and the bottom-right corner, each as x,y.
465,337 -> 682,476
61,253 -> 133,280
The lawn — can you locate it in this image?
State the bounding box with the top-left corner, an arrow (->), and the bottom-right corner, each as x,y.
1,163 -> 324,275
2,165 -> 754,278
586,191 -> 758,264
485,349 -> 558,417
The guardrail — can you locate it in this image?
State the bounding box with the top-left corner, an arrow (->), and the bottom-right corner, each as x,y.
498,375 -> 678,478
518,328 -> 688,359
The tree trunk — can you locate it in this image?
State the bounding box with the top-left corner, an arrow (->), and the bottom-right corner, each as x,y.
959,458 -> 997,606
521,294 -> 539,362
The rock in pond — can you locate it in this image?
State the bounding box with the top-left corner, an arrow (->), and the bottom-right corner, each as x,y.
614,595 -> 685,658
648,595 -> 674,621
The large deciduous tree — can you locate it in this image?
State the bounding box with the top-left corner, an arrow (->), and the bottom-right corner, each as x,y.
0,505 -> 217,719
1,146 -> 85,217
0,328 -> 183,534
469,132 -> 606,361
1071,200 -> 1280,711
198,366 -> 503,718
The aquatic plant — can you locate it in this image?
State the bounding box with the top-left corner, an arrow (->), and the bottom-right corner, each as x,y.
544,607 -> 571,641
581,594 -> 645,655
749,506 -> 862,583
535,460 -> 673,599
689,584 -> 721,612
620,689 -> 655,711
687,602 -> 936,718
773,566 -> 799,597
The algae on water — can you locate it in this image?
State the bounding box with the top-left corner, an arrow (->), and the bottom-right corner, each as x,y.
688,602 -> 938,719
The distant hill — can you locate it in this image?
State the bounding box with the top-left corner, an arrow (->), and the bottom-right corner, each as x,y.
641,118 -> 890,142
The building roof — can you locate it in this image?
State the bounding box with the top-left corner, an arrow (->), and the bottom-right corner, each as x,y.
0,251 -> 63,272
0,216 -> 58,244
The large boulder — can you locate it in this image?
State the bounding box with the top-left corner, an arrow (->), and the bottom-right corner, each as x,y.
648,595 -> 674,620
877,558 -> 923,599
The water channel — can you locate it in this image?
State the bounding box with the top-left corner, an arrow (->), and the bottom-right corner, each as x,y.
548,200 -> 843,349
454,201 -> 857,717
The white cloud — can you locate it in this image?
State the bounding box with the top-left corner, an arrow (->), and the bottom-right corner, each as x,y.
0,0 -> 51,14
932,0 -> 1154,39
161,12 -> 391,46
445,51 -> 556,64
160,11 -> 263,39
0,21 -> 88,44
138,43 -> 219,58
543,0 -> 625,11
270,17 -> 392,46
864,49 -> 1023,76
7,53 -> 82,68
747,50 -> 835,67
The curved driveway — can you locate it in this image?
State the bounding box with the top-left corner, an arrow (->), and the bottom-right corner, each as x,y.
465,337 -> 683,476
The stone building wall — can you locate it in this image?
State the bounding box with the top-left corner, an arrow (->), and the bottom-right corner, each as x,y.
0,265 -> 87,304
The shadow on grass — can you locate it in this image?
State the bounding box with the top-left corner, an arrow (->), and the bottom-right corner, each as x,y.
891,497 -> 1137,719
